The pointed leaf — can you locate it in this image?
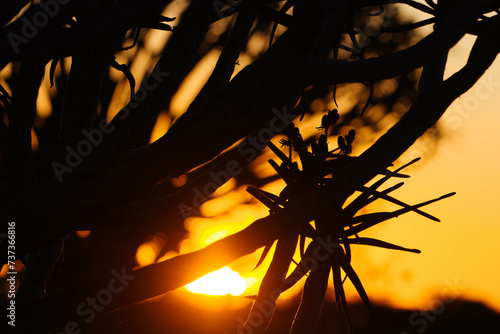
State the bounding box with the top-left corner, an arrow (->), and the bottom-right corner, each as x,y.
345,182 -> 404,218
344,242 -> 352,263
252,242 -> 273,272
246,186 -> 280,210
268,159 -> 292,183
357,182 -> 405,210
357,185 -> 440,221
254,186 -> 281,203
344,158 -> 420,217
282,242 -> 315,292
332,264 -> 352,332
334,251 -> 372,315
341,237 -> 421,254
351,211 -> 391,224
380,170 -> 410,178
331,264 -> 343,313
348,192 -> 456,235
268,141 -> 292,166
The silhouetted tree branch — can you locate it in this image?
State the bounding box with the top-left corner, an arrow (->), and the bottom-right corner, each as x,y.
1,0 -> 499,333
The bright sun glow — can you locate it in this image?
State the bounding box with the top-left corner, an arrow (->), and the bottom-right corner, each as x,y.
185,267 -> 246,296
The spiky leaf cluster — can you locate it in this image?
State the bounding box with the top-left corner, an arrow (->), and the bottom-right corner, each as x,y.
244,110 -> 455,333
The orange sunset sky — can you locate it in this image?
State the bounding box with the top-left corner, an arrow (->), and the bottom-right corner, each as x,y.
2,0 -> 498,318
164,4 -> 500,313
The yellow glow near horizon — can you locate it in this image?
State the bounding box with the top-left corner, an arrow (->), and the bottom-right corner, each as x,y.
185,267 -> 247,296
126,7 -> 500,313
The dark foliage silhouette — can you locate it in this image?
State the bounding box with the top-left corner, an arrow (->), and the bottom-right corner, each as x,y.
1,0 -> 500,333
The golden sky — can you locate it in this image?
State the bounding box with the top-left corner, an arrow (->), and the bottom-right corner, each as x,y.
182,42 -> 499,316
362,43 -> 500,312
0,1 -> 497,328
138,1 -> 500,313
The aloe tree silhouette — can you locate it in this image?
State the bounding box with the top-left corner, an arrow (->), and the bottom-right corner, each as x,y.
1,0 -> 499,333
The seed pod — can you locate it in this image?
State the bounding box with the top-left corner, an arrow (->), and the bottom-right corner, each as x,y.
338,136 -> 347,151
328,109 -> 340,126
320,115 -> 330,129
346,129 -> 355,144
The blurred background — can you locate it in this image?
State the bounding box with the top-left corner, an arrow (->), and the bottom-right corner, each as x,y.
1,0 -> 500,333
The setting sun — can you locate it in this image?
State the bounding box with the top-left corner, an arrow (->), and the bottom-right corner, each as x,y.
185,267 -> 247,296
6,1 -> 500,333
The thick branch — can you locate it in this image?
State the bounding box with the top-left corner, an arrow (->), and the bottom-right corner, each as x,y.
54,0 -> 226,176
14,0 -> 492,257
337,14 -> 500,190
16,1 -> 334,256
72,126 -> 275,231
22,19 -> 500,328
301,0 -> 493,85
20,206 -> 313,332
417,0 -> 454,95
191,3 -> 257,109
